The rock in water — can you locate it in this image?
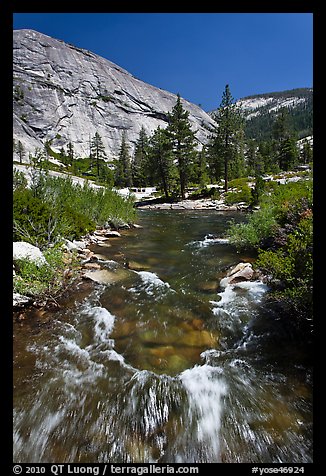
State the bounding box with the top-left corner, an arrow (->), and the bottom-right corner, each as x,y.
220,262 -> 254,287
13,29 -> 215,159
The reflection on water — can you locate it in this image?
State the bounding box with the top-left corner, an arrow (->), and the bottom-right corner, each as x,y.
13,210 -> 312,463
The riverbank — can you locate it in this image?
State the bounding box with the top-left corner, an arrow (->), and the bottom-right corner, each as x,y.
13,224 -> 137,314
137,197 -> 250,211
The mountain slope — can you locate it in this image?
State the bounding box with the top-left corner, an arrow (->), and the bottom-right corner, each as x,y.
237,88 -> 313,140
208,88 -> 312,141
13,29 -> 215,160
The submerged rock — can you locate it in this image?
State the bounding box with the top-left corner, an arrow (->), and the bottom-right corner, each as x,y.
126,260 -> 151,271
179,330 -> 218,348
196,281 -> 218,293
82,268 -> 130,285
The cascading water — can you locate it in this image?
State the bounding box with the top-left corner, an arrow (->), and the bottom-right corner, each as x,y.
13,210 -> 312,463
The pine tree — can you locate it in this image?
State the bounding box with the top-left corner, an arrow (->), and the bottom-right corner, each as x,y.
148,126 -> 174,200
16,140 -> 25,164
66,142 -> 74,165
166,94 -> 197,199
212,84 -> 244,192
191,147 -> 209,188
300,139 -> 313,165
132,126 -> 149,188
115,131 -> 132,188
272,108 -> 291,142
279,137 -> 299,171
91,131 -> 107,178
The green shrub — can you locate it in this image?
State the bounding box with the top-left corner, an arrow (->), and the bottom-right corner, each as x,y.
13,188 -> 56,248
14,244 -> 76,297
13,174 -> 137,248
228,205 -> 278,248
13,169 -> 28,191
228,177 -> 250,188
225,184 -> 252,205
227,178 -> 312,250
60,206 -> 96,239
256,215 -> 313,318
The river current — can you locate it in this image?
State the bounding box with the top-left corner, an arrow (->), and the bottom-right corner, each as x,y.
13,210 -> 312,463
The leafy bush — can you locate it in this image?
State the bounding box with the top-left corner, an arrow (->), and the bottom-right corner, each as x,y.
13,173 -> 137,248
13,188 -> 57,248
228,205 -> 278,248
228,177 -> 250,188
14,244 -> 79,298
256,214 -> 313,319
13,169 -> 28,191
228,179 -> 312,250
225,184 -> 252,205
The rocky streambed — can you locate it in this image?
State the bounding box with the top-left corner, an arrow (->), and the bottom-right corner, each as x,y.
13,209 -> 312,463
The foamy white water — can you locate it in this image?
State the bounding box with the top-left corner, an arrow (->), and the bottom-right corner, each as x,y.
180,364 -> 227,461
131,270 -> 171,296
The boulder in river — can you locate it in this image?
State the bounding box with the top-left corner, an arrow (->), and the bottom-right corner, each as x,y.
220,262 -> 254,287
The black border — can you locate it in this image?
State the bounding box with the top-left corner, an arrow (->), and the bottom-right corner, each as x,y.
4,1 -> 320,471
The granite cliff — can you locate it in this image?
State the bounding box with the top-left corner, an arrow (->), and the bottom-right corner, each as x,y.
13,29 -> 215,160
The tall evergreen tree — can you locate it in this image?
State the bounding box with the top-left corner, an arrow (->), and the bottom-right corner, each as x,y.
300,139 -> 313,165
165,94 -> 197,199
66,142 -> 74,165
279,137 -> 299,171
190,147 -> 209,188
115,131 -> 132,188
148,126 -> 174,200
16,140 -> 25,164
132,126 -> 149,188
212,84 -> 244,192
272,108 -> 291,142
91,131 -> 107,178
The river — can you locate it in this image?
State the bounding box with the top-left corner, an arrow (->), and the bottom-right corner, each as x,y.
13,210 -> 313,463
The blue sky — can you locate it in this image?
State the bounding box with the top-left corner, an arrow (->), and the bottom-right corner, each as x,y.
13,13 -> 313,111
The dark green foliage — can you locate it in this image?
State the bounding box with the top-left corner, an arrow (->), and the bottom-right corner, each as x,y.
98,95 -> 114,103
209,85 -> 245,191
132,126 -> 150,188
13,169 -> 28,191
251,175 -> 265,206
189,147 -> 210,188
115,131 -> 132,187
243,88 -> 313,141
278,137 -> 299,171
14,85 -> 25,101
300,139 -> 313,164
228,178 -> 313,324
90,131 -> 107,178
148,126 -> 174,200
13,171 -> 137,249
13,188 -> 57,248
165,94 -> 197,199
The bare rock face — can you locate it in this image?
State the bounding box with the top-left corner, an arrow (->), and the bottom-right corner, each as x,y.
13,29 -> 216,160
